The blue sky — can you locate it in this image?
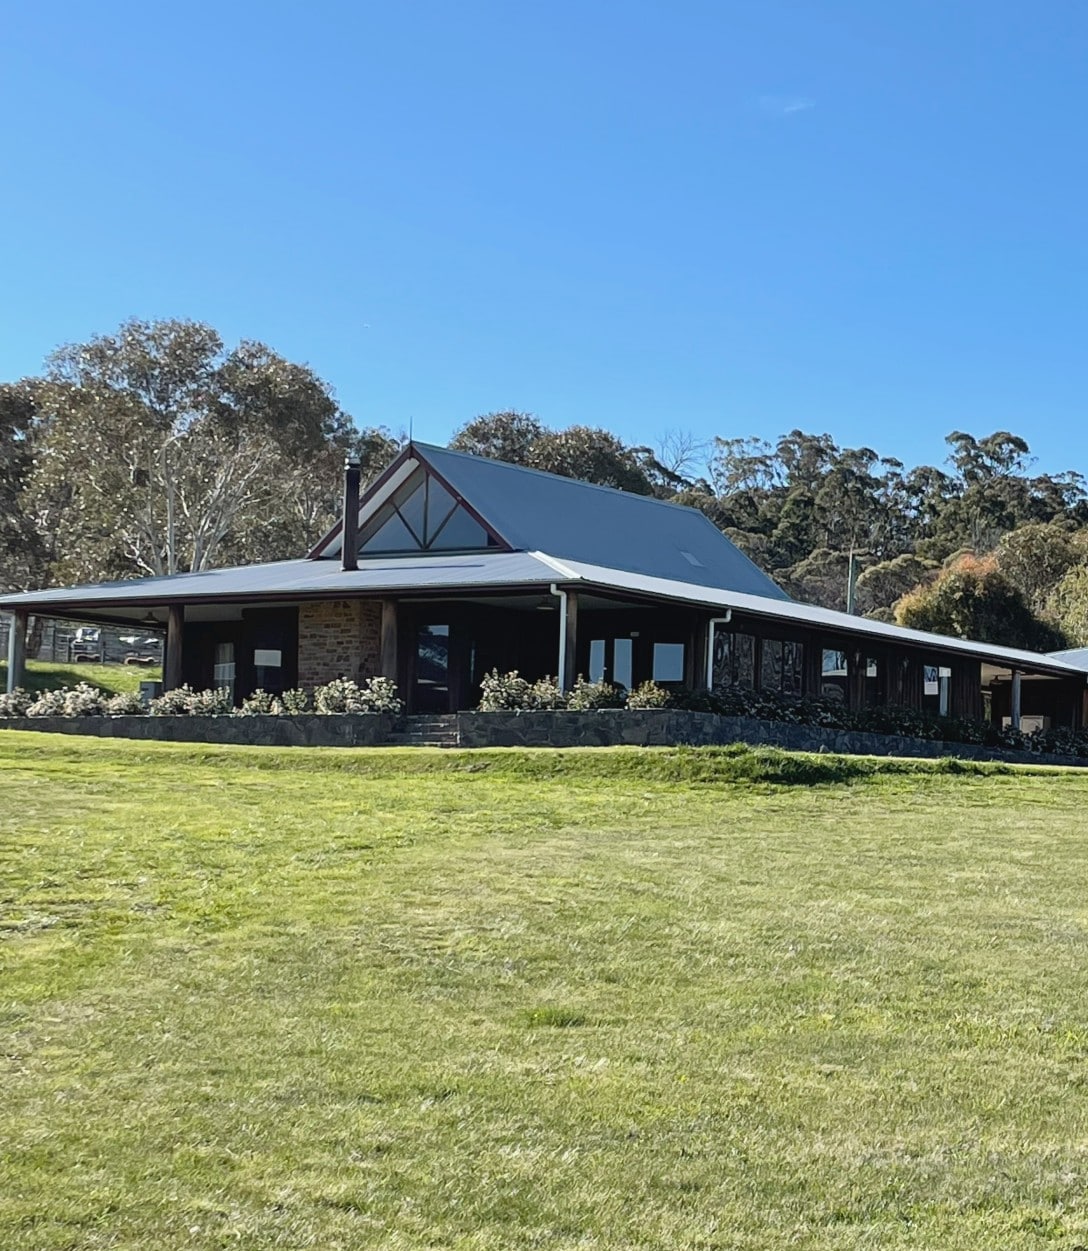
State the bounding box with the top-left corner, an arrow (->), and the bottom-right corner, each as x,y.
2,1 -> 1086,477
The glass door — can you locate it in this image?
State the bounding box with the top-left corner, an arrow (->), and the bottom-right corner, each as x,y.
413,624 -> 450,713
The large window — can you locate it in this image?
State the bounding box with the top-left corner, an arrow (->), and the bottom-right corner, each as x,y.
213,641 -> 236,704
713,632 -> 756,689
760,639 -> 804,696
588,638 -> 636,688
358,465 -> 500,555
821,649 -> 847,703
652,642 -> 685,684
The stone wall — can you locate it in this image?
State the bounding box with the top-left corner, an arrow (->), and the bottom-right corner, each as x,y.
3,708 -> 1086,766
0,714 -> 394,747
455,710 -> 1088,767
297,600 -> 381,689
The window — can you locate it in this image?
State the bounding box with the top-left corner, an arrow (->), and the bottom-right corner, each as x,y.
652,642 -> 685,683
821,648 -> 847,703
358,465 -> 499,555
589,638 -> 635,688
613,638 -> 633,689
254,647 -> 282,693
760,639 -> 804,696
213,642 -> 236,704
589,639 -> 606,682
714,632 -> 756,689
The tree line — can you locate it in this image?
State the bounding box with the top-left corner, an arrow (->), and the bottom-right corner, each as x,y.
3,318 -> 1088,651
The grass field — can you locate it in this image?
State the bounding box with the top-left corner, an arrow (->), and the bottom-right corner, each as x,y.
3,734 -> 1088,1249
0,659 -> 162,696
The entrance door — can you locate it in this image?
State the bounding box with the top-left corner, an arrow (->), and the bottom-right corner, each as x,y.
413,624 -> 450,713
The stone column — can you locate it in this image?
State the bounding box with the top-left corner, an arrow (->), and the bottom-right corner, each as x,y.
1010,670 -> 1022,730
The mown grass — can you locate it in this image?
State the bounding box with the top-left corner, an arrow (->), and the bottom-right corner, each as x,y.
0,659 -> 162,696
2,733 -> 1088,1249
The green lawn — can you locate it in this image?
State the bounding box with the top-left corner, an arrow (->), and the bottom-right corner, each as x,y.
3,735 -> 1088,1249
0,659 -> 162,696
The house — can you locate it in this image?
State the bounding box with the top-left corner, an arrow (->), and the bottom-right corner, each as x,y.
3,441 -> 1086,728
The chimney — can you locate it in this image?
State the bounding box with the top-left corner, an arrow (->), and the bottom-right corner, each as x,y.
341,457 -> 361,571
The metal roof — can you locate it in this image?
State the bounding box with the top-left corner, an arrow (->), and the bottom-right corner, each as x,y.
313,442 -> 791,600
1049,647 -> 1088,672
0,551 -> 560,614
2,541 -> 1082,681
557,558 -> 1088,679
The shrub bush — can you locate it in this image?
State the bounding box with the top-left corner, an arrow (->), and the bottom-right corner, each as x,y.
149,685 -> 233,716
478,669 -> 534,711
626,680 -> 672,709
566,676 -> 626,710
0,688 -> 34,717
278,687 -> 310,715
312,676 -> 404,715
105,691 -> 147,716
529,676 -> 567,710
25,683 -> 107,717
236,689 -> 281,716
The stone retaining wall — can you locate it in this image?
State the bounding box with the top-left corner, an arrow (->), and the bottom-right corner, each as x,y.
455,709 -> 1087,768
1,709 -> 1085,767
0,714 -> 394,748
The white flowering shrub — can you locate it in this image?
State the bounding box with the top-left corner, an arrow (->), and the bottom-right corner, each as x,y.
26,687 -> 73,717
313,676 -> 403,715
357,676 -> 404,714
149,685 -> 233,716
0,688 -> 34,717
104,691 -> 147,715
478,669 -> 534,711
567,676 -> 626,711
528,676 -> 567,710
236,689 -> 281,716
625,680 -> 672,709
313,677 -> 367,714
278,687 -> 310,715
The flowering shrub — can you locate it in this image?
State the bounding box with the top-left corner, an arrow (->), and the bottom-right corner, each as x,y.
236,689 -> 280,716
477,673 -> 626,712
25,687 -> 71,717
626,680 -> 672,709
105,691 -> 147,716
529,676 -> 566,709
313,676 -> 403,715
356,676 -> 404,714
0,688 -> 34,717
149,685 -> 233,716
478,669 -> 534,711
278,687 -> 310,715
566,676 -> 625,711
25,683 -> 107,717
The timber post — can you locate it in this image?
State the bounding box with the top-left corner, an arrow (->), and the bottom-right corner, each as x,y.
164,605 -> 184,691
562,592 -> 578,692
1010,669 -> 1022,731
5,608 -> 28,694
380,599 -> 398,684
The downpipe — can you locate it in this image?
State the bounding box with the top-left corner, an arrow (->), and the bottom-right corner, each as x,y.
705,611 -> 733,690
550,583 -> 569,690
